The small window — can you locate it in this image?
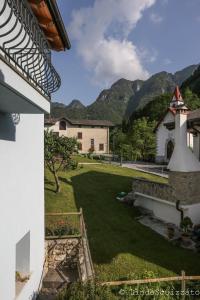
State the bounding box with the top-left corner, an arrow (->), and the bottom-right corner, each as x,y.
101,126 -> 104,128
59,120 -> 66,130
91,139 -> 95,151
78,132 -> 82,139
92,126 -> 95,128
99,144 -> 104,151
78,143 -> 82,150
78,125 -> 82,128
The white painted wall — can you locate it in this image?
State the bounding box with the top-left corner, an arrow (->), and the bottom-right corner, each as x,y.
134,193 -> 183,226
168,111 -> 200,172
193,134 -> 200,161
0,113 -> 45,300
0,3 -> 54,299
156,112 -> 175,162
0,59 -> 50,113
156,111 -> 195,163
134,193 -> 200,226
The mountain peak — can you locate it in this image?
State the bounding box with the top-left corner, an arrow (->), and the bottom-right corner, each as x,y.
67,99 -> 85,109
50,63 -> 199,123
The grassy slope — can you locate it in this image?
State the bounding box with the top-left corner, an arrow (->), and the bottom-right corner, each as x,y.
45,164 -> 200,281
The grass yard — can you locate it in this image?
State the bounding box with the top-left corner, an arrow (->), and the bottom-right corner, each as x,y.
71,154 -> 99,163
45,163 -> 200,281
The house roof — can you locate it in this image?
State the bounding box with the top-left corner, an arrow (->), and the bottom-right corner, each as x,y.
156,109 -> 200,132
188,108 -> 200,121
154,86 -> 188,132
45,117 -> 115,127
28,0 -> 70,51
154,107 -> 176,132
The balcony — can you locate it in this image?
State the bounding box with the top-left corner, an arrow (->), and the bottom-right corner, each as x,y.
0,0 -> 61,100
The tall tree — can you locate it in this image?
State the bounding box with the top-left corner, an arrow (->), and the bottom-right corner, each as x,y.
128,118 -> 156,161
183,88 -> 200,110
44,130 -> 78,193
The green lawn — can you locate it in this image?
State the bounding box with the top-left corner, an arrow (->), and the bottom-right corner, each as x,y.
72,154 -> 99,163
45,163 -> 200,281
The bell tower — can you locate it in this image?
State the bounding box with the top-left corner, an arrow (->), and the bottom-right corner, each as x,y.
170,86 -> 184,108
168,87 -> 200,204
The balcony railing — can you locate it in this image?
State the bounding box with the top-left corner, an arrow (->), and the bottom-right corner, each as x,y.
0,0 -> 61,99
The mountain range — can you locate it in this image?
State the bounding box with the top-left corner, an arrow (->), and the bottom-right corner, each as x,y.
50,64 -> 199,124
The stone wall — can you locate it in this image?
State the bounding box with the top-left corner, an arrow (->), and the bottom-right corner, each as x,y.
132,177 -> 174,202
44,237 -> 93,283
169,172 -> 200,204
132,171 -> 200,204
44,239 -> 80,277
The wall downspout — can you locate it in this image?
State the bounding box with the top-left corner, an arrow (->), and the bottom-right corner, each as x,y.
176,200 -> 184,224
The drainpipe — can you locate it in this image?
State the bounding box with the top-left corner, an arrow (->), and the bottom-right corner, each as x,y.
176,200 -> 184,223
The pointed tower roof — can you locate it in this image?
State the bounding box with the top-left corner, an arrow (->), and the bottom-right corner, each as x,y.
170,86 -> 184,108
172,86 -> 183,101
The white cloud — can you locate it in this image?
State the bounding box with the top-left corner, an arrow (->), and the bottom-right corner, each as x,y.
150,12 -> 163,24
138,47 -> 158,64
163,58 -> 172,65
69,0 -> 156,86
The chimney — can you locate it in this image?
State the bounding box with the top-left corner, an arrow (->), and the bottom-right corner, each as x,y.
168,106 -> 200,172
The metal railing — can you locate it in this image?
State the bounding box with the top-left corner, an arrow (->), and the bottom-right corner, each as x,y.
0,0 -> 61,99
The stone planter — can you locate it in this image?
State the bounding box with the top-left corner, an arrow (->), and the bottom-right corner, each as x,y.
181,233 -> 192,247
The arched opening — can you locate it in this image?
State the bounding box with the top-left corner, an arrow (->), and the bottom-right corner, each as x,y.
59,120 -> 66,130
167,140 -> 174,160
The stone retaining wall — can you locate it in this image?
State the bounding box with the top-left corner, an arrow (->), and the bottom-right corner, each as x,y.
169,172 -> 200,204
133,171 -> 200,204
44,237 -> 93,283
132,177 -> 174,202
45,239 -> 80,272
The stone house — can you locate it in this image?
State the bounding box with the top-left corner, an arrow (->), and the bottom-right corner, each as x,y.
0,1 -> 70,299
45,117 -> 114,154
155,86 -> 200,163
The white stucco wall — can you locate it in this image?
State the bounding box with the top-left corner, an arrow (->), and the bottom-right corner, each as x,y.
0,113 -> 45,300
156,112 -> 175,162
134,193 -> 200,226
168,112 -> 200,172
193,134 -> 200,161
0,59 -> 50,113
0,3 -> 54,298
46,120 -> 110,154
156,111 -> 194,163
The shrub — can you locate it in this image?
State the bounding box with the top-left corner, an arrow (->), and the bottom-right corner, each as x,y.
57,282 -> 117,300
56,279 -> 192,300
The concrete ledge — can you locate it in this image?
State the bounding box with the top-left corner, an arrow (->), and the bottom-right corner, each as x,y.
134,192 -> 186,209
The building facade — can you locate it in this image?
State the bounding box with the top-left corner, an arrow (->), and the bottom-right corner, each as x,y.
45,117 -> 114,154
0,1 -> 70,299
133,87 -> 200,226
155,87 -> 200,163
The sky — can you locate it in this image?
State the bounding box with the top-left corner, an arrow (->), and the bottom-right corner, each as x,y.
52,0 -> 200,106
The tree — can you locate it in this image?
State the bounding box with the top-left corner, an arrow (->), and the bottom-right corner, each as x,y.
183,87 -> 200,110
44,130 -> 78,193
128,118 -> 156,161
